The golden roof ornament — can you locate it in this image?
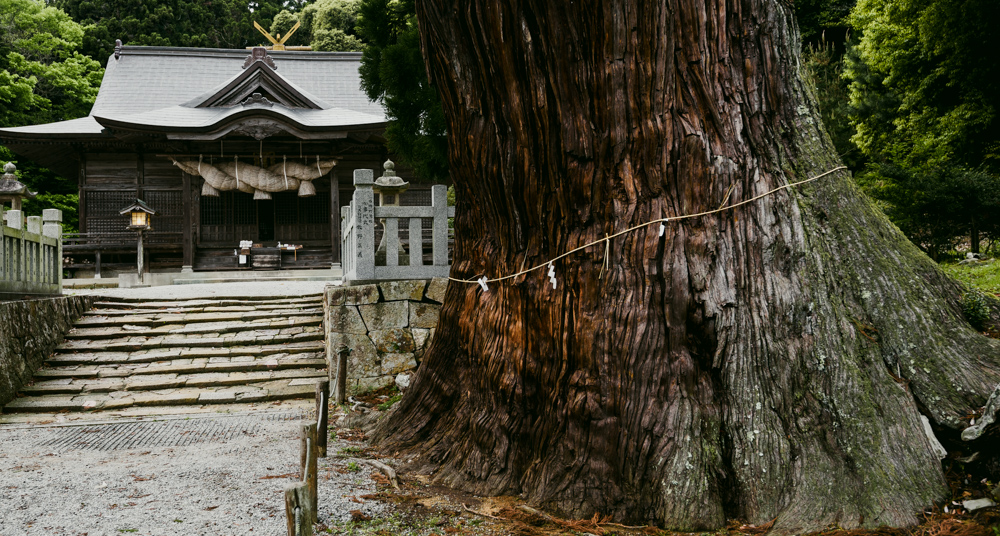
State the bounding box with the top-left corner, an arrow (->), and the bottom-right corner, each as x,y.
251,21 -> 312,51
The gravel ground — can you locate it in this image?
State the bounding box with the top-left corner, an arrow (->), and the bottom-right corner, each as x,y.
0,410 -> 386,536
63,281 -> 338,301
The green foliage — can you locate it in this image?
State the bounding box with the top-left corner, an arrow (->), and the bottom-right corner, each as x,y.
56,0 -> 288,67
943,261 -> 1000,296
346,461 -> 361,472
960,289 -> 992,331
0,0 -> 102,126
846,0 -> 1000,172
794,0 -> 855,46
0,1 -> 94,232
377,393 -> 401,410
271,0 -> 363,52
338,445 -> 363,456
1,146 -> 80,233
357,0 -> 448,184
857,164 -> 1000,259
313,28 -> 363,52
803,38 -> 864,171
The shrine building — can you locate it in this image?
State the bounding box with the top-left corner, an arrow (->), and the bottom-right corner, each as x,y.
0,44 -> 429,276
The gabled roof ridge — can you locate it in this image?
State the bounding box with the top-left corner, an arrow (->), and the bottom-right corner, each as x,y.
181,55 -> 331,110
111,45 -> 363,62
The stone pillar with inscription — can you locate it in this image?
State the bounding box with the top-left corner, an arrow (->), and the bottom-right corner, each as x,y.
352,169 -> 375,281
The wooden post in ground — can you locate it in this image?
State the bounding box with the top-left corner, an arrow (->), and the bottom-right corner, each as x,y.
284,481 -> 312,536
315,380 -> 329,457
300,422 -> 318,523
334,347 -> 349,405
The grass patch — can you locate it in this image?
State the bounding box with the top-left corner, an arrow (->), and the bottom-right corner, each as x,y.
378,393 -> 403,411
941,259 -> 1000,295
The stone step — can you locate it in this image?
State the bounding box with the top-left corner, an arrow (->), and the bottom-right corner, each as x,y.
90,303 -> 322,314
74,308 -> 323,327
84,303 -> 322,315
4,292 -> 331,418
90,295 -> 323,309
55,329 -> 323,352
21,367 -> 328,395
48,341 -> 325,365
35,354 -> 326,379
3,379 -> 322,413
66,315 -> 323,339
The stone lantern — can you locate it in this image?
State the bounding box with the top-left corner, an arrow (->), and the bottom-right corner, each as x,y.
373,159 -> 409,206
373,159 -> 410,265
0,162 -> 36,212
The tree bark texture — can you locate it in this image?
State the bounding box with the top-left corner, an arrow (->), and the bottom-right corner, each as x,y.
374,0 -> 1000,531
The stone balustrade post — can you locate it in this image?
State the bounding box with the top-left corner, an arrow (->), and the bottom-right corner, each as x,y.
26,216 -> 41,235
352,169 -> 375,281
42,209 -> 63,288
42,209 -> 62,239
6,209 -> 22,230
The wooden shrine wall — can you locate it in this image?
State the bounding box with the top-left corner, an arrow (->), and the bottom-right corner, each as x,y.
80,153 -> 184,243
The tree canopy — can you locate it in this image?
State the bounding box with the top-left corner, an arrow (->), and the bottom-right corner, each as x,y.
846,0 -> 1000,171
55,0 -> 288,66
841,0 -> 1000,254
270,0 -> 364,52
0,0 -> 102,127
0,0 -> 102,232
355,0 -> 447,183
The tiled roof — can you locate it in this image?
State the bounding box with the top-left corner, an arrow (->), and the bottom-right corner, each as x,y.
98,104 -> 385,133
94,46 -> 384,119
0,46 -> 385,138
0,117 -> 106,137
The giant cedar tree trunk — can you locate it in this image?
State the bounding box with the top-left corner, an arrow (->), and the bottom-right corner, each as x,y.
374,0 -> 1000,531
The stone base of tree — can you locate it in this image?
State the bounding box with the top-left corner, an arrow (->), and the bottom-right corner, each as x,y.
323,279 -> 447,394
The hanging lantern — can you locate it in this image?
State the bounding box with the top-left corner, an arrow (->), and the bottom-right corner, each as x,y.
297,179 -> 316,197
119,199 -> 156,231
253,189 -> 272,200
202,181 -> 220,197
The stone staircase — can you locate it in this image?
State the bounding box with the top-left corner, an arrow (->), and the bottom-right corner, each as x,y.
2,294 -> 327,416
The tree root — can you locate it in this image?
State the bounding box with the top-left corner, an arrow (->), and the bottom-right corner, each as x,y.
962,382 -> 1000,441
363,460 -> 400,490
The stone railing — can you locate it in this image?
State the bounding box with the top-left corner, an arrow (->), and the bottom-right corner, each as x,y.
0,207 -> 63,296
341,169 -> 454,284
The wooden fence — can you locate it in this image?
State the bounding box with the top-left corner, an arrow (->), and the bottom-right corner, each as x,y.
341,169 -> 454,284
0,208 -> 62,296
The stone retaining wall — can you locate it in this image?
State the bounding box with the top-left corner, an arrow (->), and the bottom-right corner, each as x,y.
0,295 -> 93,407
324,279 -> 446,393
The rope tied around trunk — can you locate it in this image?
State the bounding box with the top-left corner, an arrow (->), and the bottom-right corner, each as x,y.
450,165 -> 848,288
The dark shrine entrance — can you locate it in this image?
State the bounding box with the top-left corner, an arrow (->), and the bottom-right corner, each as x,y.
257,199 -> 275,241
194,182 -> 335,270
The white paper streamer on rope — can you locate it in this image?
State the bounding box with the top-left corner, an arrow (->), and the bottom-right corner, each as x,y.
198,154 -> 202,175
283,156 -> 289,190
547,262 -> 557,289
316,156 -> 322,178
447,165 -> 849,288
234,155 -> 240,190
